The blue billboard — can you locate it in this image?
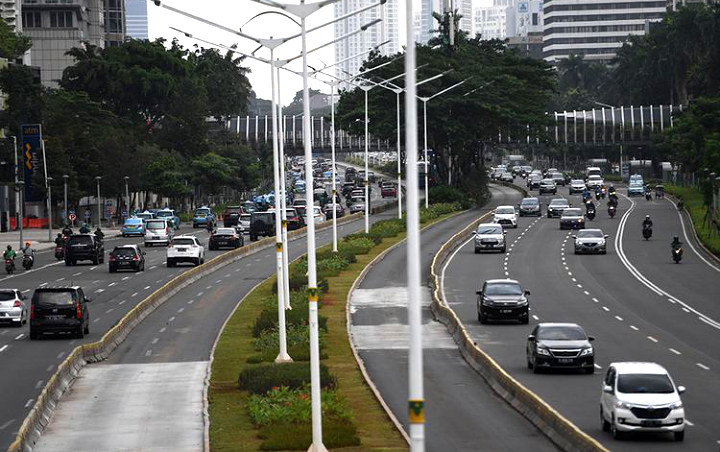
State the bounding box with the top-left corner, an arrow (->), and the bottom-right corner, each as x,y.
20,124 -> 42,202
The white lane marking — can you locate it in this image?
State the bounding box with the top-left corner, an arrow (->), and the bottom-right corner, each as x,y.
616,195 -> 720,330
93,318 -> 100,323
145,350 -> 152,357
504,271 -> 509,276
682,307 -> 690,313
205,285 -> 212,290
131,292 -> 138,297
108,282 -> 116,287
73,272 -> 82,276
55,278 -> 65,282
532,315 -> 539,321
685,420 -> 694,426
594,364 -> 602,369
119,300 -> 126,305
39,282 -> 47,287
144,286 -> 151,290
665,197 -> 720,272
697,363 -> 710,370
46,365 -> 54,372
95,289 -> 104,294
236,268 -> 241,272
21,289 -> 29,293
224,274 -> 231,278
0,345 -> 8,352
197,292 -> 204,297
0,419 -> 16,430
177,308 -> 185,313
122,276 -> 130,281
35,380 -> 44,389
592,298 -> 599,303
583,291 -> 590,296
159,327 -> 166,333
168,316 -> 175,322
615,316 -> 623,321
14,334 -> 24,340
602,306 -> 610,312
245,263 -> 252,267
56,352 -> 65,359
188,300 -> 195,305
647,336 -> 658,343
215,280 -> 222,284
150,266 -> 157,270
630,325 -> 639,331
151,338 -> 159,345
105,308 -> 114,314
70,340 -> 76,345
669,348 -> 681,355
576,284 -> 583,288
24,399 -> 33,408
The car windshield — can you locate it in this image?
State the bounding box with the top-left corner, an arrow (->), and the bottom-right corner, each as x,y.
571,180 -> 584,185
146,220 -> 166,230
550,199 -> 569,207
33,291 -> 77,306
240,214 -> 251,221
484,282 -> 523,295
541,179 -> 554,184
552,173 -> 564,178
113,248 -> 136,257
194,210 -> 210,216
172,238 -> 195,246
215,228 -> 235,235
0,291 -> 16,301
68,236 -> 92,245
589,176 -> 602,181
496,207 -> 515,214
537,326 -> 586,340
562,208 -> 583,217
521,199 -> 538,206
477,225 -> 502,235
137,213 -> 153,220
617,374 -> 674,394
577,230 -> 604,238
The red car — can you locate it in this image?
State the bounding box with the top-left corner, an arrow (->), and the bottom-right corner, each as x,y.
381,182 -> 397,198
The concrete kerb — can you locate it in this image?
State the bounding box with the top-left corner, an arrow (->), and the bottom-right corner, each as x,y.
428,211 -> 608,452
8,210 -> 369,452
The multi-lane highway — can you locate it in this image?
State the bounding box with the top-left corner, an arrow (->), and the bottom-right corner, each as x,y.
441,183 -> 720,450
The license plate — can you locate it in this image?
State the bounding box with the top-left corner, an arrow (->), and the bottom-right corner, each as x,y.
153,236 -> 160,240
558,358 -> 574,363
217,242 -> 227,245
177,248 -> 187,252
500,309 -> 512,313
641,420 -> 662,427
45,315 -> 64,320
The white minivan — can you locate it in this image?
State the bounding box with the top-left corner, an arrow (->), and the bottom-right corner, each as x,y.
144,219 -> 174,247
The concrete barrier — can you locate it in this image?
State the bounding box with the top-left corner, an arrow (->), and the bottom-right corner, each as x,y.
8,210 -> 374,452
428,188 -> 608,452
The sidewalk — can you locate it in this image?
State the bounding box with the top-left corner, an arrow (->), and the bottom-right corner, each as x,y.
0,228 -> 121,252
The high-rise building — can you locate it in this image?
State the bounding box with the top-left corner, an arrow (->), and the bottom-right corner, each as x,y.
1,0 -> 21,33
473,0 -> 512,40
419,0 -> 473,44
334,0 -> 399,86
543,0 -> 666,63
104,0 -> 125,46
21,0 -> 105,87
413,11 -> 423,43
126,0 -> 148,40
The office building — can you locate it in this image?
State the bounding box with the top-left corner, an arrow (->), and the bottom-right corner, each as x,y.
334,0 -> 399,86
473,0 -> 511,40
1,0 -> 21,33
104,0 -> 125,46
419,0 -> 473,44
21,0 -> 105,87
126,0 -> 148,39
543,0 -> 666,63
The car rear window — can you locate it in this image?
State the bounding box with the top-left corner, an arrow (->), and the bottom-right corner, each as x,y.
537,326 -> 586,340
617,374 -> 674,394
240,214 -> 251,221
0,291 -> 16,301
215,229 -> 235,235
33,291 -> 77,306
156,211 -> 173,218
113,248 -> 136,257
521,199 -> 538,206
146,220 -> 166,229
550,200 -> 569,206
68,236 -> 92,245
172,238 -> 196,246
253,213 -> 274,221
484,283 -> 522,295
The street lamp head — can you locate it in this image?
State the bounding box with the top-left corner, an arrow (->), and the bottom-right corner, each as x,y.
62,174 -> 69,179
124,176 -> 130,181
360,18 -> 381,31
47,176 -> 53,182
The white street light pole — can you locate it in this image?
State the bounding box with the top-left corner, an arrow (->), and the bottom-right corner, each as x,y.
47,176 -> 53,241
404,0 -> 425,448
275,62 -> 292,311
395,88 -> 402,218
329,79 -> 339,251
362,85 -> 370,233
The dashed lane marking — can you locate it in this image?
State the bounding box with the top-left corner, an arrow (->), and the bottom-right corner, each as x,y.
46,365 -> 53,372
56,352 -> 65,359
682,307 -> 690,313
73,272 -> 82,276
594,364 -> 602,369
630,325 -> 639,331
669,348 -> 681,355
0,419 -> 16,430
177,308 -> 184,313
151,338 -> 159,345
35,380 -> 43,389
119,300 -> 126,305
197,292 -> 204,297
697,363 -> 710,370
145,350 -> 152,357
647,336 -> 658,343
105,308 -> 114,314
108,282 -> 116,287
0,345 -> 8,352
159,327 -> 166,333
14,334 -> 23,340
55,278 -> 64,282
602,306 -> 610,312
188,300 -> 194,305
144,286 -> 151,290
592,298 -> 599,303
131,292 -> 138,297
583,291 -> 590,296
168,316 -> 176,322
24,399 -> 33,408
122,276 -> 130,281
615,316 -> 623,321
532,315 -> 539,321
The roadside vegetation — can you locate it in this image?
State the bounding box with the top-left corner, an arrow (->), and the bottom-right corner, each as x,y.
665,185 -> 720,256
209,199 -> 465,450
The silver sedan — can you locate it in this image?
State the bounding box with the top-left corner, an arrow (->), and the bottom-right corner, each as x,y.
0,289 -> 28,327
574,229 -> 608,254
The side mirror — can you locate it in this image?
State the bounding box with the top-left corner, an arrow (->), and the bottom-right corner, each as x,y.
603,385 -> 614,394
472,231 -> 477,236
524,290 -> 531,296
604,235 -> 609,239
527,334 -> 536,342
572,235 -> 577,239
677,386 -> 686,394
142,252 -> 147,255
476,290 -> 483,295
588,336 -> 595,342
85,297 -> 92,303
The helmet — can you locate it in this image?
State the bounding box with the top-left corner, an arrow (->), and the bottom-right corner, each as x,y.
645,215 -> 650,219
6,245 -> 11,250
673,235 -> 679,241
25,242 -> 30,247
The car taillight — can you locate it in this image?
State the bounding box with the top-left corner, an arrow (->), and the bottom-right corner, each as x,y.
30,304 -> 35,320
166,227 -> 170,234
109,254 -> 115,261
76,303 -> 82,319
133,255 -> 139,261
14,300 -> 21,308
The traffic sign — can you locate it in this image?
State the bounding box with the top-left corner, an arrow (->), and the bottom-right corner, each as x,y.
68,213 -> 77,221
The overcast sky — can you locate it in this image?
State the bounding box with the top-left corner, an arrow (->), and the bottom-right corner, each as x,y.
148,0 -> 489,106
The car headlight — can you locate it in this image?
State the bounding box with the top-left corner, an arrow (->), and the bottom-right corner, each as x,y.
517,298 -> 528,306
579,347 -> 593,356
615,400 -> 632,409
536,346 -> 551,356
481,297 -> 494,306
598,240 -> 606,246
670,401 -> 683,409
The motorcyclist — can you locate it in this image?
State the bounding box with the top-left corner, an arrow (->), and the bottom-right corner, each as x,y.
585,199 -> 596,215
607,195 -> 618,207
608,184 -> 616,197
94,227 -> 105,241
55,233 -> 65,247
4,245 -> 16,261
20,242 -> 34,266
671,235 -> 682,249
62,224 -> 73,237
642,215 -> 653,229
582,187 -> 590,200
206,218 -> 214,232
79,223 -> 91,234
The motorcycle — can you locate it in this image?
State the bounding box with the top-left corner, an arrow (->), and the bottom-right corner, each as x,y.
5,258 -> 15,274
643,224 -> 653,240
672,246 -> 683,263
608,205 -> 616,218
645,192 -> 652,201
22,255 -> 33,270
55,245 -> 64,260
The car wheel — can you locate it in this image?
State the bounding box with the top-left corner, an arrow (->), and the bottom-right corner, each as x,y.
65,259 -> 72,266
478,312 -> 487,324
109,266 -> 116,273
585,366 -> 594,374
167,259 -> 174,268
611,416 -> 623,440
674,431 -> 684,442
76,327 -> 84,339
84,324 -> 90,335
600,407 -> 610,432
520,316 -> 529,325
500,247 -> 506,253
474,248 -> 480,254
527,354 -> 533,369
92,257 -> 99,265
29,331 -> 38,340
72,259 -> 77,266
602,250 -> 607,255
99,255 -> 104,264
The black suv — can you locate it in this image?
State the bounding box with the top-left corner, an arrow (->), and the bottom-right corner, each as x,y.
109,244 -> 145,272
29,286 -> 91,339
222,206 -> 243,227
65,234 -> 104,265
249,211 -> 276,241
345,167 -> 357,182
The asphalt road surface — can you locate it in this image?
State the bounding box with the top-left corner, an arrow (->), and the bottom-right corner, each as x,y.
350,184 -> 557,452
442,183 -> 720,451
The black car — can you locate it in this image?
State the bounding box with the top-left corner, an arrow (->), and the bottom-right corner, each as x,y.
65,234 -> 104,265
285,208 -> 305,230
528,175 -> 543,190
526,323 -> 595,374
249,211 -> 276,241
222,206 -> 243,227
341,182 -> 356,198
209,227 -> 244,250
322,202 -> 345,219
29,286 -> 91,339
345,167 -> 357,183
109,245 -> 145,272
518,197 -> 541,217
476,279 -> 530,324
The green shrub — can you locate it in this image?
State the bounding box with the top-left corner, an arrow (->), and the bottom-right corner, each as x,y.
246,355 -> 263,364
429,185 -> 474,209
316,249 -> 357,264
238,364 -> 336,394
247,386 -> 352,426
370,219 -> 406,237
272,274 -> 329,294
338,237 -> 374,255
252,324 -> 323,354
343,232 -> 382,245
253,305 -> 328,337
258,419 -> 360,450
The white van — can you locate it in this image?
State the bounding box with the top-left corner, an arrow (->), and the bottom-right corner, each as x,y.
585,167 -> 602,179
144,219 -> 174,247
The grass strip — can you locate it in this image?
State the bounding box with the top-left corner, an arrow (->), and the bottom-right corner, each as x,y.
666,184 -> 720,256
210,208 -> 463,450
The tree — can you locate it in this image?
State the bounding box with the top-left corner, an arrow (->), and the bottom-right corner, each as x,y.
658,98 -> 720,174
0,20 -> 31,60
0,20 -> 38,133
191,46 -> 251,120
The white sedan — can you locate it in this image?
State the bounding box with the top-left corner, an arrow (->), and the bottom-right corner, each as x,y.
493,205 -> 518,228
